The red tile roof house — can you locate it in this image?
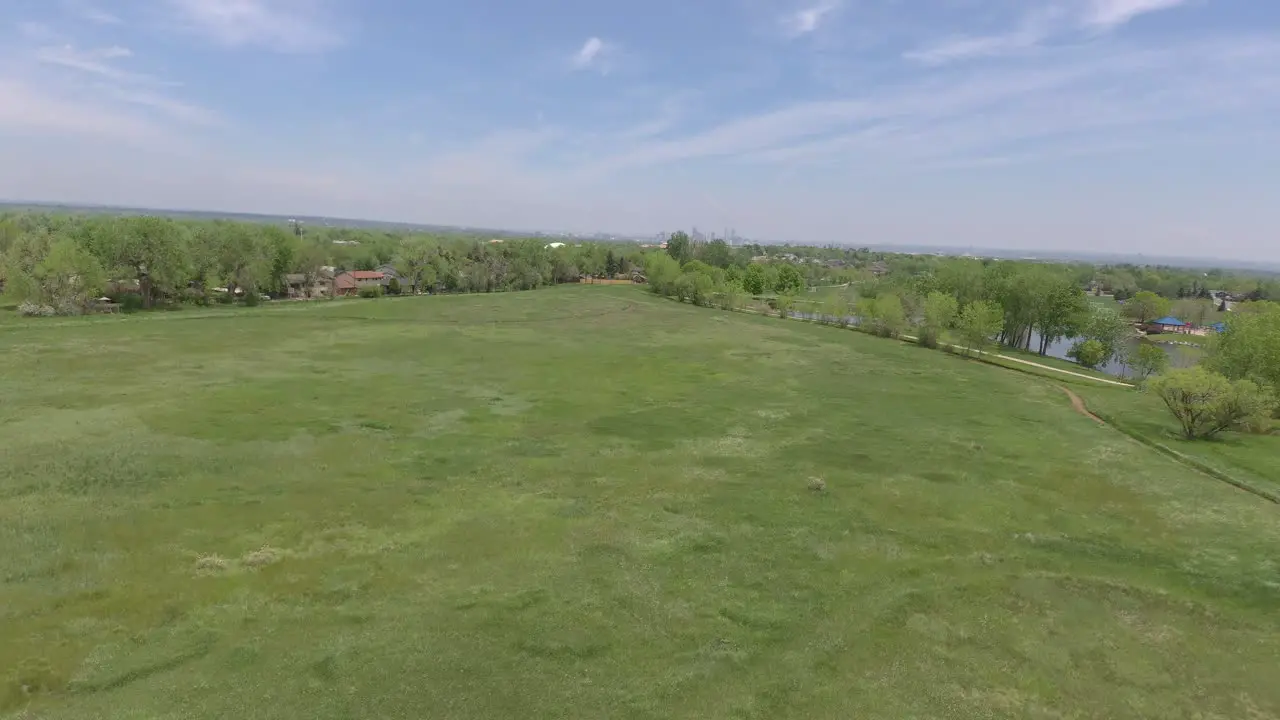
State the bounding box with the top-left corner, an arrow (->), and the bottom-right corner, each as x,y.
333,270 -> 384,296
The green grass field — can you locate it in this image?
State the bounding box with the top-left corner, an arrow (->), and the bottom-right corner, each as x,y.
3,287 -> 1279,719
1077,384 -> 1280,497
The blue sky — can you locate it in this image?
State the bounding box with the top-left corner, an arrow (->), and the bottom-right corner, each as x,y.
1,0 -> 1278,259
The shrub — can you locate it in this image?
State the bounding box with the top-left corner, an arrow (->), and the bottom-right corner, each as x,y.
644,253 -> 681,297
773,293 -> 796,319
119,294 -> 144,313
1147,367 -> 1277,440
358,285 -> 385,299
862,294 -> 906,338
387,276 -> 402,295
18,301 -> 56,317
672,274 -> 695,303
1067,339 -> 1109,369
243,290 -> 261,307
919,292 -> 958,348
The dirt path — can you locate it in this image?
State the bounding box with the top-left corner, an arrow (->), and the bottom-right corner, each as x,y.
1060,386 -> 1104,424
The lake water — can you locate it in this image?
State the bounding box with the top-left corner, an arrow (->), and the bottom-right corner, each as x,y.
1035,333 -> 1201,378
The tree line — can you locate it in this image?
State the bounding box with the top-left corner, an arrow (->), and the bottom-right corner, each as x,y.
644,237 -> 1280,439
0,213 -> 645,314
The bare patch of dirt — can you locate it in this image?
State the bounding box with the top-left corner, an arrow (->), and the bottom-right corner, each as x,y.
1060,387 -> 1104,424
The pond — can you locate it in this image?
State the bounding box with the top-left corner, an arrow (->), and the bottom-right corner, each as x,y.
1036,333 -> 1202,379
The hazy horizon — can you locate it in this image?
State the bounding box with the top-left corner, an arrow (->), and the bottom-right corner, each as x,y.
6,198 -> 1277,272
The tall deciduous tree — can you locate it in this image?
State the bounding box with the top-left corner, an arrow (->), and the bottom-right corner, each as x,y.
774,264 -> 804,295
1125,291 -> 1171,324
1032,279 -> 1089,355
920,291 -> 959,348
35,238 -> 106,312
213,221 -> 271,296
395,238 -> 434,294
958,300 -> 1003,356
264,226 -> 300,295
1207,302 -> 1280,392
699,238 -> 732,269
91,217 -> 191,308
1131,343 -> 1170,381
666,232 -> 692,264
742,264 -> 767,296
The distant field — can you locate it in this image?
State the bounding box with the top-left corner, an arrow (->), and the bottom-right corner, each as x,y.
3,287 -> 1278,718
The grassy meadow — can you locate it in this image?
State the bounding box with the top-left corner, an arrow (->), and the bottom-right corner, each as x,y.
2,286 -> 1279,719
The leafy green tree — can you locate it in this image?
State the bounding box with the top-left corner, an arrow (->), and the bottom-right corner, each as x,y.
1125,291 -> 1171,324
1207,302 -> 1280,393
90,217 -> 191,308
294,244 -> 329,297
958,300 -> 1003,355
40,238 -> 107,312
919,291 -> 959,348
666,232 -> 692,264
1032,279 -> 1089,355
1067,339 -> 1109,369
395,238 -> 434,294
1131,343 -> 1171,381
699,238 -> 732,269
214,222 -> 272,297
1172,298 -> 1215,328
264,226 -> 300,295
742,264 -> 767,296
862,294 -> 907,338
774,264 -> 803,295
387,276 -> 402,295
644,252 -> 681,297
1077,307 -> 1132,366
1147,367 -> 1276,440
1,229 -> 53,303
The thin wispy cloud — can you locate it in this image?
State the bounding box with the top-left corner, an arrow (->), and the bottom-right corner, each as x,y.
0,79 -> 162,143
907,0 -> 1191,65
783,1 -> 838,38
66,2 -> 124,25
1086,0 -> 1189,29
36,45 -> 152,84
571,37 -> 611,72
166,0 -> 344,52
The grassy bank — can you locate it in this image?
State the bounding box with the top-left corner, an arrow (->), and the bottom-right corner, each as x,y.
1076,384 -> 1280,498
3,286 -> 1278,718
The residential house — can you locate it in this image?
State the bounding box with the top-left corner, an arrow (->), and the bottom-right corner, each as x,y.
869,261 -> 890,277
284,273 -> 330,299
375,264 -> 408,292
333,270 -> 385,296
